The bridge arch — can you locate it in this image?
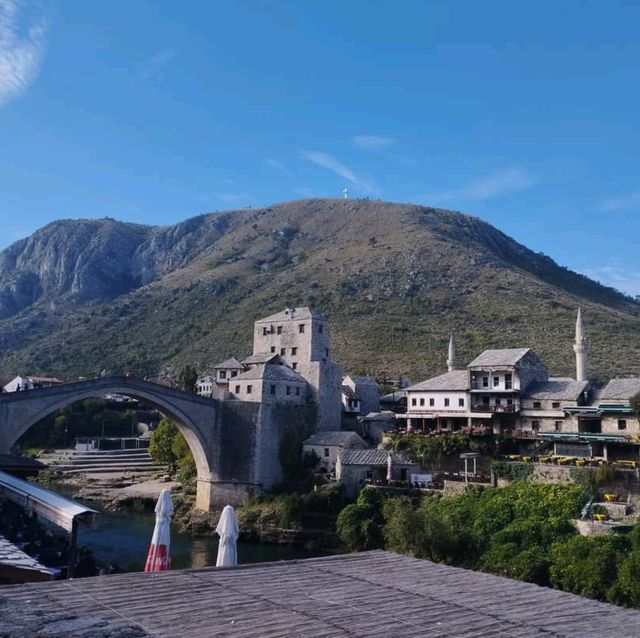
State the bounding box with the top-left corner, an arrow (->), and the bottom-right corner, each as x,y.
0,377 -> 222,509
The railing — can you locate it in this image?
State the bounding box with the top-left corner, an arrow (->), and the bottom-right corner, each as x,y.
470,404 -> 519,413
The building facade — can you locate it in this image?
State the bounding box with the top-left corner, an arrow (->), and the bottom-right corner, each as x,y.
401,310 -> 640,462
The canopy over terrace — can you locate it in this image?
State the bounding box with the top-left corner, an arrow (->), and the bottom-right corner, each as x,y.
0,471 -> 97,577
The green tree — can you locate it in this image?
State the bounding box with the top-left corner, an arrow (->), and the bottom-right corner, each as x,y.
336,487 -> 385,552
172,430 -> 196,485
178,365 -> 198,393
149,417 -> 179,467
549,535 -> 629,600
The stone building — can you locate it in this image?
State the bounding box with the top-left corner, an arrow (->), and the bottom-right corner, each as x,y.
195,375 -> 216,397
400,309 -> 640,462
520,378 -> 590,434
211,357 -> 245,384
336,449 -> 420,498
401,346 -> 549,436
251,307 -> 343,430
302,430 -> 368,473
231,364 -> 307,405
341,375 -> 380,419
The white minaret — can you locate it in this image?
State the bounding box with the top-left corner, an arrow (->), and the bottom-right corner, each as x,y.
573,308 -> 589,382
447,335 -> 456,372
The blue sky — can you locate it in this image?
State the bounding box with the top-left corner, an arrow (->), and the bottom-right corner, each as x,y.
1,1 -> 640,295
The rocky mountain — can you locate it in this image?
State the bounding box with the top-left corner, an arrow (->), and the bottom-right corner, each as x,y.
0,199 -> 638,382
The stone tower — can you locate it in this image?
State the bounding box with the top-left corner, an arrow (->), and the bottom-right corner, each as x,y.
447,336 -> 456,372
573,308 -> 589,382
252,307 -> 343,430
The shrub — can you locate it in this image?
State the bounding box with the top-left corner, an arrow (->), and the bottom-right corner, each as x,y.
336,487 -> 385,552
549,535 -> 629,600
491,461 -> 533,481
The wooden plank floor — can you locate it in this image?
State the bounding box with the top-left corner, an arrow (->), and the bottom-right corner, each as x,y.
2,551 -> 640,637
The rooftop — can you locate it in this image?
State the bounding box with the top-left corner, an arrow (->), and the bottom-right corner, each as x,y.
600,378 -> 640,402
234,363 -> 306,383
212,357 -> 245,370
0,535 -> 52,583
241,353 -> 281,366
524,377 -> 589,400
467,348 -> 532,368
303,431 -> 367,447
3,551 -> 640,637
255,306 -> 325,324
341,385 -> 357,399
406,369 -> 469,392
338,449 -> 415,466
344,375 -> 378,385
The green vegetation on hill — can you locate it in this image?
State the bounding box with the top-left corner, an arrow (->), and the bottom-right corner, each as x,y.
1,199 -> 639,381
337,482 -> 640,607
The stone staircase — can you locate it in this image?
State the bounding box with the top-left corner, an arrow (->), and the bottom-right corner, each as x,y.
38,448 -> 167,479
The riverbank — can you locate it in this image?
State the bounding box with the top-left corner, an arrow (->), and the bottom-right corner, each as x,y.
36,471 -> 343,551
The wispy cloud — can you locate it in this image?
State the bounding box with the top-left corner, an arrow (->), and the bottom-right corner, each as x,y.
352,134 -> 395,150
0,0 -> 47,106
301,149 -> 374,193
459,168 -> 537,200
583,263 -> 640,297
421,167 -> 537,204
599,189 -> 640,213
140,48 -> 175,81
265,158 -> 292,177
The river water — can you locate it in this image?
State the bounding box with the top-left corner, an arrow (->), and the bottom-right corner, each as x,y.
53,485 -> 321,572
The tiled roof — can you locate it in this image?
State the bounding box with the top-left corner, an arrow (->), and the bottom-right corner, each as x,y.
234,364 -> 306,383
212,357 -> 245,370
255,306 -> 325,323
241,353 -> 280,365
406,369 -> 469,392
303,431 -> 367,447
341,385 -> 358,399
600,378 -> 640,402
3,551 -> 640,637
524,377 -> 589,400
467,348 -> 531,368
0,535 -> 52,581
362,410 -> 397,420
380,391 -> 406,402
338,449 -> 415,466
346,375 -> 378,385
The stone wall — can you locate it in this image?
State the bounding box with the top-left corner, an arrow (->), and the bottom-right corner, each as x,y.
530,464 -> 573,484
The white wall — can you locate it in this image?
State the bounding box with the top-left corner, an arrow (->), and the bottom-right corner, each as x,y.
470,371 -> 518,391
407,391 -> 468,412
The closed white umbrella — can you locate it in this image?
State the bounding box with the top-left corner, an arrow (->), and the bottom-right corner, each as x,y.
144,489 -> 173,572
216,505 -> 239,567
386,454 -> 393,482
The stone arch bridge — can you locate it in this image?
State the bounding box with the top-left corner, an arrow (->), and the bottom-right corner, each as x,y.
0,376 -> 313,510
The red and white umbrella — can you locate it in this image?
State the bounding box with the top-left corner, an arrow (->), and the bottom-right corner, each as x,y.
144,489 -> 173,572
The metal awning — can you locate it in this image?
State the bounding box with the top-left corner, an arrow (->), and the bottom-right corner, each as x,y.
537,432 -> 630,443
0,471 -> 96,533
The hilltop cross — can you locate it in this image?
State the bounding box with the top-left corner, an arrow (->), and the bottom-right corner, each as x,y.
343,187 -> 348,199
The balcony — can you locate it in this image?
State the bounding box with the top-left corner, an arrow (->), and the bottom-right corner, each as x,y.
471,403 -> 519,414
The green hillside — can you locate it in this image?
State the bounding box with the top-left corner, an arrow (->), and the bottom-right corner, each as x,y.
0,199 -> 638,383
